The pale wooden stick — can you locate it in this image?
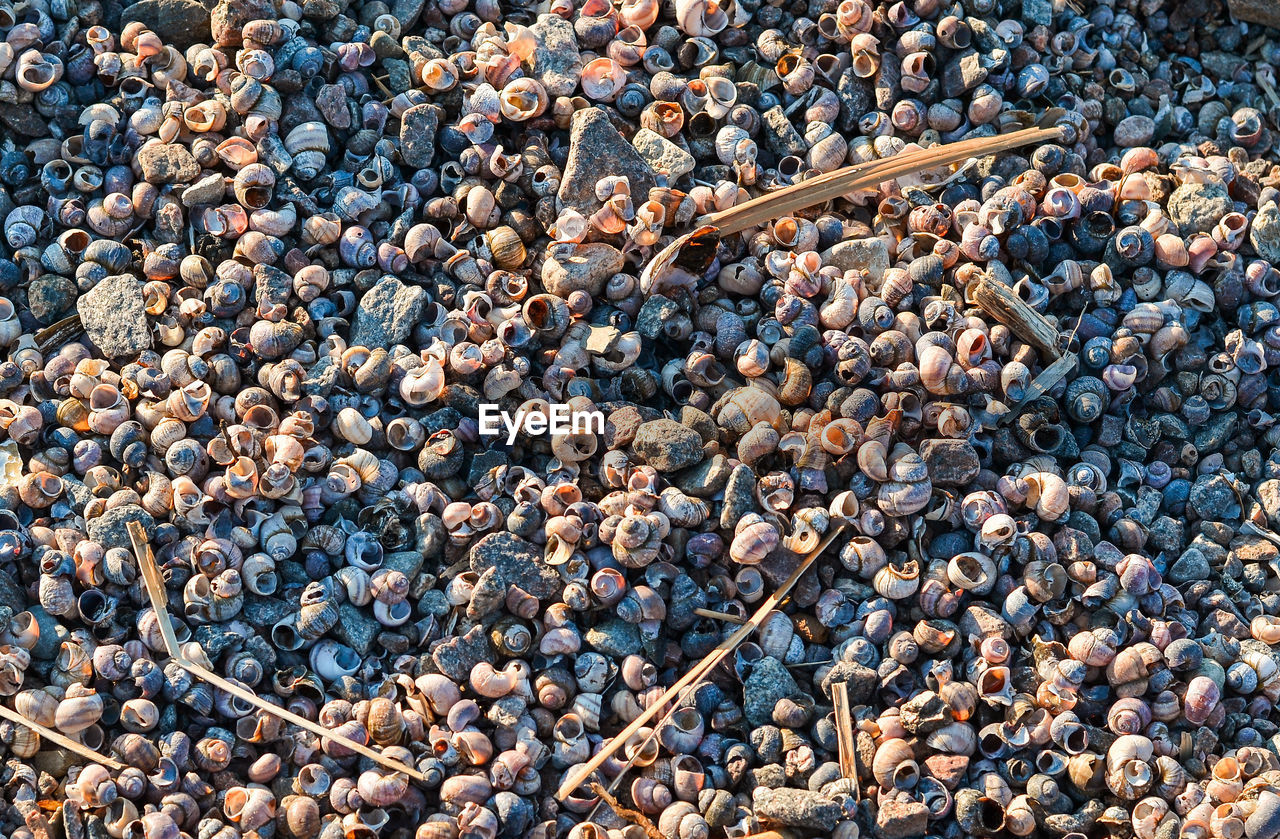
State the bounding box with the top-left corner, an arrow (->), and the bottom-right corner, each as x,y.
0,703 -> 126,771
693,607 -> 746,624
971,275 -> 1064,359
832,681 -> 857,782
127,522 -> 427,782
699,126 -> 1065,235
556,523 -> 848,800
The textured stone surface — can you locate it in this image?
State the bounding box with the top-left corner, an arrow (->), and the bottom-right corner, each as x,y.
1229,0 -> 1280,28
919,439 -> 981,487
350,276 -> 428,347
78,276 -> 153,359
754,787 -> 842,830
525,14 -> 583,97
1168,181 -> 1233,235
333,603 -> 381,656
137,142 -> 200,184
584,619 -> 642,657
399,104 -> 439,168
823,237 -> 890,283
1251,202 -> 1280,263
469,532 -> 560,599
559,108 -> 657,214
86,504 -> 155,549
744,657 -> 798,727
541,242 -> 625,297
632,419 -> 704,471
211,0 -> 279,45
875,799 -> 931,839
28,275 -> 77,323
122,0 -> 212,48
432,625 -> 492,681
632,128 -> 696,179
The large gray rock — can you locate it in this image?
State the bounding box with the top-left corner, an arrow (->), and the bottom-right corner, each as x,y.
541,242 -> 625,297
78,275 -> 153,359
632,128 -> 695,179
1251,201 -> 1280,263
86,504 -> 155,549
525,15 -> 582,97
632,419 -> 704,472
137,142 -> 200,184
350,276 -> 428,347
744,657 -> 799,727
469,532 -> 561,599
558,108 -> 657,214
1168,181 -> 1233,236
122,0 -> 212,48
919,439 -> 980,487
399,104 -> 439,169
754,788 -> 842,831
210,0 -> 279,45
823,237 -> 889,284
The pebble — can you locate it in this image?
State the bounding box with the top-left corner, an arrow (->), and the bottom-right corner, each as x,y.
76,275 -> 153,359
1166,180 -> 1234,235
349,275 -> 429,348
136,143 -> 201,185
121,0 -> 213,48
632,129 -> 697,180
631,418 -> 705,472
85,505 -> 155,550
210,0 -> 279,45
743,656 -> 799,727
468,532 -> 560,599
754,787 -> 843,830
558,109 -> 657,214
541,242 -> 626,297
526,15 -> 583,98
918,439 -> 981,487
399,104 -> 439,169
822,237 -> 890,284
875,799 -> 932,839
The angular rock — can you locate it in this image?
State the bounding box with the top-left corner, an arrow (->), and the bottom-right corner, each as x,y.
558,108 -> 657,214
137,143 -> 200,184
78,276 -> 153,359
525,14 -> 583,97
923,753 -> 970,789
28,275 -> 77,323
823,237 -> 890,284
399,104 -> 439,169
584,619 -> 642,658
1251,201 -> 1280,263
211,0 -> 279,45
122,0 -> 212,48
541,242 -> 625,297
432,625 -> 492,681
919,439 -> 980,487
1229,0 -> 1280,27
350,276 -> 428,347
1168,181 -> 1233,236
382,551 -> 424,579
0,103 -> 48,137
632,419 -> 704,472
754,787 -> 842,830
674,453 -> 733,498
181,173 -> 228,207
820,660 -> 878,704
635,295 -> 684,341
760,105 -> 807,157
744,657 -> 799,727
632,128 -> 695,179
1167,548 -> 1210,583
1189,474 -> 1240,521
469,532 -> 560,599
389,0 -> 427,30
87,505 -> 155,550
0,569 -> 24,614
875,799 -> 930,839
942,50 -> 986,98
332,603 -> 381,656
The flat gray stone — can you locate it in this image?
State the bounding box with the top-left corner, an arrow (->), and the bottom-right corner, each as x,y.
584,619 -> 642,658
332,602 -> 381,656
822,237 -> 890,284
78,276 -> 153,359
755,788 -> 842,831
541,242 -> 625,297
350,276 -> 428,348
744,657 -> 799,727
632,128 -> 695,179
1251,202 -> 1280,263
122,0 -> 212,49
399,103 -> 438,169
525,14 -> 583,97
137,143 -> 200,184
469,532 -> 561,599
1168,181 -> 1232,236
86,504 -> 155,549
0,569 -> 24,614
632,419 -> 704,472
558,108 -> 657,215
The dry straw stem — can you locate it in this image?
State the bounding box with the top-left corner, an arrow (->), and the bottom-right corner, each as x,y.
127,521 -> 427,782
832,681 -> 856,782
698,126 -> 1066,235
0,702 -> 126,771
692,607 -> 746,624
556,523 -> 849,800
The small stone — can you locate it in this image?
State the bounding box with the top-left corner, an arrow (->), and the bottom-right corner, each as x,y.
1021,0 -> 1053,25
923,754 -> 970,789
822,237 -> 890,284
211,0 -> 280,45
674,453 -> 733,498
1228,0 -> 1280,28
636,295 -> 683,341
399,104 -> 439,168
28,274 -> 77,324
332,603 -> 381,656
137,142 -> 201,184
181,173 -> 228,207
875,799 -> 930,839
942,50 -> 987,98
28,606 -> 63,660
195,625 -> 243,661
1189,474 -> 1241,521
1167,181 -> 1233,236
243,595 -> 294,627
820,660 -> 877,704
744,657 -> 799,727
558,108 -> 657,215
541,242 -> 625,297
1168,548 -> 1211,583
469,532 -> 560,599
632,419 -> 704,472
382,551 -> 424,579
584,619 -> 642,657
122,0 -> 212,48
0,103 -> 49,137
899,691 -> 951,735
1113,114 -> 1155,147
1147,516 -> 1185,554
0,569 -> 24,614
86,505 -> 155,550
78,275 -> 153,359
1251,202 -> 1280,263
836,70 -> 873,132
604,406 -> 645,449
753,787 -> 842,830
525,14 -> 583,97
350,276 -> 428,347
632,128 -> 696,179
1232,534 -> 1280,564
432,625 -> 492,681
760,105 -> 808,157
316,84 -> 352,129
918,439 -> 980,487
389,0 -> 427,30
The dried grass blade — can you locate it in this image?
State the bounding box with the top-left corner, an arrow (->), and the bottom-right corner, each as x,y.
700,126 -> 1064,235
0,703 -> 126,771
832,681 -> 856,782
693,607 -> 746,624
556,523 -> 848,800
127,522 -> 426,782
999,352 -> 1078,426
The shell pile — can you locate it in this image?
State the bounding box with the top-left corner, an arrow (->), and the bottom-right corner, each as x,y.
4,0 -> 1280,837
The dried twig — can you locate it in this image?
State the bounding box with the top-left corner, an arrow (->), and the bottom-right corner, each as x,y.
697,126 -> 1064,235
590,783 -> 666,839
971,275 -> 1064,360
832,681 -> 857,783
32,315 -> 84,355
693,607 -> 746,624
127,522 -> 427,782
556,523 -> 848,800
0,703 -> 126,771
